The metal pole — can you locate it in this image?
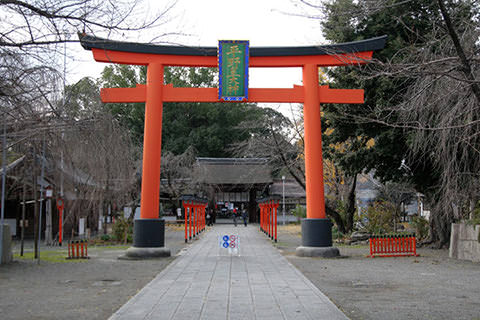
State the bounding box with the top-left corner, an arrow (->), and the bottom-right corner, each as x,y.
37,136 -> 46,264
282,176 -> 285,226
0,118 -> 7,264
59,39 -> 66,246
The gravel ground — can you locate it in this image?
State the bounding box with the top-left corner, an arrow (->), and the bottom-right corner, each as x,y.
275,225 -> 480,320
0,225 -> 190,320
1,224 -> 479,320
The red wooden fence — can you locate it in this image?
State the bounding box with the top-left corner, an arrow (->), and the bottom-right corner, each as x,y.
258,197 -> 279,243
369,234 -> 418,258
67,240 -> 89,259
181,195 -> 207,243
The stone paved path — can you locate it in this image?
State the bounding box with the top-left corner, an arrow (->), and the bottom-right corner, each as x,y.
109,224 -> 348,320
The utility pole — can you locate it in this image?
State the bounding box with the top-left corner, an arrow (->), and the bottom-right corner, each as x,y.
37,136 -> 46,264
0,118 -> 7,264
282,175 -> 286,226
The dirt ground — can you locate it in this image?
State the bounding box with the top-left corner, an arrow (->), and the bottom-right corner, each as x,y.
0,225 -> 190,320
1,224 -> 480,320
276,225 -> 480,320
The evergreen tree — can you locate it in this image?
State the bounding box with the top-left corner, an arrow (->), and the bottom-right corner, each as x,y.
100,65 -> 267,157
319,0 -> 479,246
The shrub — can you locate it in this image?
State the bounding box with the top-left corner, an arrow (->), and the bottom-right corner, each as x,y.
364,201 -> 395,234
332,225 -> 344,240
292,205 -> 306,221
467,205 -> 480,226
112,217 -> 133,243
411,216 -> 429,240
100,234 -> 111,241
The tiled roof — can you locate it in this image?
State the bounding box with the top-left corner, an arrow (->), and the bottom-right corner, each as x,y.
195,158 -> 272,185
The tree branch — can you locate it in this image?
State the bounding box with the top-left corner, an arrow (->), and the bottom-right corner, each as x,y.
437,0 -> 480,104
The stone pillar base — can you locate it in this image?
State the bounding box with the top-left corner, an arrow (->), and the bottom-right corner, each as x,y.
301,218 -> 332,247
117,218 -> 170,259
296,246 -> 339,257
296,218 -> 340,257
119,246 -> 171,260
133,218 -> 165,247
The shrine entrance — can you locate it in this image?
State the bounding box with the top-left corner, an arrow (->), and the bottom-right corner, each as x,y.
80,34 -> 386,258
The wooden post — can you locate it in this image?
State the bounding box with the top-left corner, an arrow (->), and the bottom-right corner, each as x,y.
274,203 -> 278,243
184,201 -> 188,243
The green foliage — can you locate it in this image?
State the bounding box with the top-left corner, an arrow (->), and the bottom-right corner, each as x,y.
334,199 -> 348,221
14,251 -> 83,263
364,201 -> 395,234
163,67 -> 266,157
99,65 -> 267,157
411,216 -> 429,240
292,204 -> 306,220
466,206 -> 480,227
162,101 -> 263,157
320,0 -> 448,192
112,217 -> 133,243
100,234 -> 111,241
332,225 -> 344,240
64,77 -> 103,119
99,65 -> 146,144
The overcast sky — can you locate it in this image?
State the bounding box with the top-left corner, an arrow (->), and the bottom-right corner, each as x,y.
70,0 -> 324,89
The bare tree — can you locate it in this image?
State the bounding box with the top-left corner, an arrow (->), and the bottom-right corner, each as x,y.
359,0 -> 480,247
160,146 -> 198,214
233,105 -> 360,233
295,0 -> 480,247
0,0 -> 177,47
375,181 -> 416,232
0,0 -> 178,245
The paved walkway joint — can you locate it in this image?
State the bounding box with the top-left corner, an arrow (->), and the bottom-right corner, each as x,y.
110,225 -> 348,320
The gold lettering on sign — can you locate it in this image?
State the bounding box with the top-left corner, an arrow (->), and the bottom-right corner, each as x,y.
225,45 -> 242,96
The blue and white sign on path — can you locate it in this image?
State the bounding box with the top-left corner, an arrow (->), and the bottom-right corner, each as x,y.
219,234 -> 239,255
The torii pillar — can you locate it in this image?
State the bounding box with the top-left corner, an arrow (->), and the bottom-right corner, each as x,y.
79,33 -> 386,258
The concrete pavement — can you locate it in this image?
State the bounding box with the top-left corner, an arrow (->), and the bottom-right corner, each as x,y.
109,224 -> 348,320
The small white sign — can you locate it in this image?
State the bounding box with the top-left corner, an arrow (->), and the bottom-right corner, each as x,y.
219,234 -> 239,255
123,207 -> 132,219
79,218 -> 85,235
4,219 -> 17,236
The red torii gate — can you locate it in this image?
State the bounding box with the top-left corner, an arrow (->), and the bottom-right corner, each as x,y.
80,34 -> 385,257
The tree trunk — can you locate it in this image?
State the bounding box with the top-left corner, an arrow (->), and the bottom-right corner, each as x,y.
345,173 -> 358,233
469,199 -> 475,220
424,209 -> 452,249
20,174 -> 26,256
433,211 -> 451,248
437,0 -> 480,104
326,205 -> 346,234
45,198 -> 52,245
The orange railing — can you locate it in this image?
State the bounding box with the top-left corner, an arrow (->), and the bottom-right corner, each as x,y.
67,240 -> 89,259
258,197 -> 280,243
181,195 -> 208,243
369,234 -> 418,258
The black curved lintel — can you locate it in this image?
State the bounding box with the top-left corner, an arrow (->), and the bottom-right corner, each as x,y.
79,33 -> 386,57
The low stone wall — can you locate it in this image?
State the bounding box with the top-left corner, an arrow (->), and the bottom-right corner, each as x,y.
449,223 -> 480,263
1,224 -> 13,264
